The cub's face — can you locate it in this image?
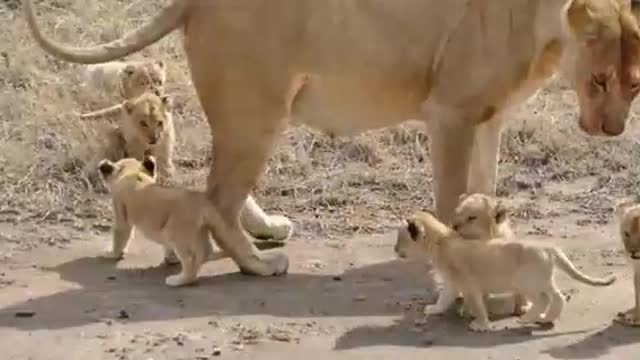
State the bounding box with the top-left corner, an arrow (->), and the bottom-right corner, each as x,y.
616,200 -> 640,261
120,60 -> 166,99
98,155 -> 157,190
122,92 -> 171,146
451,193 -> 506,239
395,212 -> 438,259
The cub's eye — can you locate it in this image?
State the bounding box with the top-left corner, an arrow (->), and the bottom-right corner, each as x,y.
591,74 -> 608,91
139,121 -> 148,128
467,216 -> 477,222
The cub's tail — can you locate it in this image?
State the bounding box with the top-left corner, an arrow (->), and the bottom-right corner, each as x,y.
550,247 -> 616,286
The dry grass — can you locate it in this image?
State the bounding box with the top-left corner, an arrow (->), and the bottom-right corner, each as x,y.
3,0 -> 640,239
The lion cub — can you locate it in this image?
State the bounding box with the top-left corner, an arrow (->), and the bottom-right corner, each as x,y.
613,198 -> 640,327
453,193 -> 528,316
395,211 -> 616,332
98,155 -> 284,286
84,91 -> 176,181
82,59 -> 166,101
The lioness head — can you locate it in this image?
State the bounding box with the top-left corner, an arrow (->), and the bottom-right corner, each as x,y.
395,211 -> 450,259
564,0 -> 640,136
614,197 -> 640,260
120,60 -> 166,99
98,155 -> 157,191
122,91 -> 172,146
452,193 -> 508,239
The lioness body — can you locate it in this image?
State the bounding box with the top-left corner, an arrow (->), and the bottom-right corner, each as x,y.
614,198 -> 640,326
24,0 -> 640,276
396,212 -> 616,331
98,156 -> 287,286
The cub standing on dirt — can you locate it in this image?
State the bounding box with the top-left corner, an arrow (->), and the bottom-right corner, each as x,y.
451,193 -> 529,316
395,211 -> 616,332
98,155 -> 286,286
83,90 -> 176,182
613,198 -> 640,327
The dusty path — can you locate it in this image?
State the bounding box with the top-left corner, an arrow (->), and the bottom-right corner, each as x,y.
0,184 -> 638,360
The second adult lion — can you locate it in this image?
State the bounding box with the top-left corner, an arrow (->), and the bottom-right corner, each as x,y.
23,0 -> 640,276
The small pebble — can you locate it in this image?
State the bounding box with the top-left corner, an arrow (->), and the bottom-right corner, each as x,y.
212,346 -> 222,356
332,275 -> 342,281
14,311 -> 35,318
117,310 -> 130,319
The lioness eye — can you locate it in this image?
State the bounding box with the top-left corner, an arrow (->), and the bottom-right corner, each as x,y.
139,121 -> 148,128
591,74 -> 608,91
468,216 -> 477,222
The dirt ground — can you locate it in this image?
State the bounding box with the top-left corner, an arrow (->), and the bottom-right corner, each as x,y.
2,1 -> 640,359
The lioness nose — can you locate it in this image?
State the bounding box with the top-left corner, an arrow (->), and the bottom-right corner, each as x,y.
602,119 -> 625,136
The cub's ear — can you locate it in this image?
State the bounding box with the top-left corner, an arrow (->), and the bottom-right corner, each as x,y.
123,100 -> 136,114
154,59 -> 166,69
614,198 -> 639,220
458,193 -> 469,204
160,94 -> 171,107
406,219 -> 423,242
98,160 -> 115,177
494,202 -> 508,224
142,155 -> 156,177
122,64 -> 136,78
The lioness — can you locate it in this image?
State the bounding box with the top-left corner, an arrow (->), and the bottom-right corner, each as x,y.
82,59 -> 166,101
613,197 -> 640,326
24,0 -> 640,276
98,155 -> 287,286
395,211 -> 616,331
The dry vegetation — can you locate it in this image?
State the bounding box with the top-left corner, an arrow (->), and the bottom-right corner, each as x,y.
3,0 -> 640,241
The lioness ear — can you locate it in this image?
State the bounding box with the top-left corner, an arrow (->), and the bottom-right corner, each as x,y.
97,160 -> 115,177
142,155 -> 156,177
406,219 -> 423,242
565,0 -> 601,42
494,202 -> 508,224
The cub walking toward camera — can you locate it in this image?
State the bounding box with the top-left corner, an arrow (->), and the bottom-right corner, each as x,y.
613,198 -> 640,327
98,155 -> 286,286
395,211 -> 616,332
81,59 -> 166,101
85,91 -> 176,181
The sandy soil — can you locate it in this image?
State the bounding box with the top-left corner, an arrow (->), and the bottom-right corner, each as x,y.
0,182 -> 638,360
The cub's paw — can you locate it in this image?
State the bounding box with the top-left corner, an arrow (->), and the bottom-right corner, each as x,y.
101,250 -> 124,260
615,308 -> 640,327
469,320 -> 491,332
456,304 -> 473,319
514,301 -> 532,316
424,304 -> 446,317
162,252 -> 180,266
252,215 -> 293,241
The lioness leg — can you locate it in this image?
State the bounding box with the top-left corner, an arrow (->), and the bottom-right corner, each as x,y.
616,270 -> 640,326
467,117 -> 503,195
240,195 -> 293,241
425,110 -> 477,223
195,93 -> 289,276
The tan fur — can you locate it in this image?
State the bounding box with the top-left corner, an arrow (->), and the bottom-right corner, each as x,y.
82,60 -> 166,100
23,0 -> 640,276
98,156 -> 287,286
83,91 -> 176,182
396,211 -> 616,332
613,197 -> 640,326
452,193 -> 529,317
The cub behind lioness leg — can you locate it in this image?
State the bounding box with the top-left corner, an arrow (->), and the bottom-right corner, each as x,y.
614,198 -> 640,327
98,155 -> 285,286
